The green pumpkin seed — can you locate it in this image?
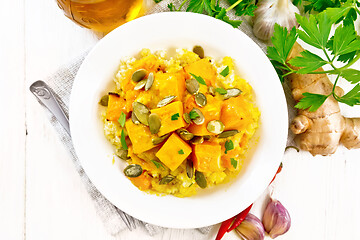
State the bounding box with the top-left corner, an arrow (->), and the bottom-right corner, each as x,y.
124,164 -> 143,178
148,113 -> 161,134
208,86 -> 216,96
193,45 -> 204,59
217,130 -> 239,138
207,120 -> 225,134
132,69 -> 147,82
115,148 -> 130,160
177,129 -> 194,141
152,133 -> 170,145
132,102 -> 150,126
99,94 -> 109,106
183,112 -> 192,124
191,108 -> 205,125
186,159 -> 194,179
186,78 -> 199,95
195,93 -> 207,107
134,79 -> 147,90
203,135 -> 212,141
223,88 -> 242,100
195,171 -> 207,188
159,175 -> 175,185
145,72 -> 154,91
190,136 -> 204,145
131,112 -> 140,125
157,95 -> 177,108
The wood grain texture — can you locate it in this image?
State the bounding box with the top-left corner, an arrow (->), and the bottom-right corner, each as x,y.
1,0 -> 360,239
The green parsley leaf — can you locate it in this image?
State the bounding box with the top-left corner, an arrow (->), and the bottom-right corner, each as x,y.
225,140 -> 234,154
338,84 -> 360,106
167,3 -> 176,11
118,112 -> 126,127
303,0 -> 338,13
220,66 -> 230,77
288,50 -> 328,74
178,149 -> 185,154
215,88 -> 227,95
295,92 -> 328,112
187,0 -> 212,14
153,0 -> 163,3
228,0 -> 257,17
151,160 -> 165,169
189,110 -> 200,120
231,158 -> 238,169
120,129 -> 128,150
270,60 -> 286,83
171,113 -> 180,120
215,8 -> 242,28
332,24 -> 360,57
190,73 -> 207,86
326,2 -> 353,23
340,69 -> 360,84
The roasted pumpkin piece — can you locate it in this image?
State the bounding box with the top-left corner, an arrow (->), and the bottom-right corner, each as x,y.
130,171 -> 152,191
192,142 -> 223,172
151,101 -> 186,136
184,58 -> 217,86
125,119 -> 156,154
106,93 -> 128,121
221,146 -> 242,170
155,133 -> 192,171
221,96 -> 253,131
186,95 -> 222,136
152,72 -> 186,101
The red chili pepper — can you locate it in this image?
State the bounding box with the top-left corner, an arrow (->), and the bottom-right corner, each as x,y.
227,204 -> 253,232
215,216 -> 235,240
269,162 -> 283,185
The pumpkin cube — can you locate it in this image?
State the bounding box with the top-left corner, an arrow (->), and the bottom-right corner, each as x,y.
184,58 -> 217,86
221,147 -> 242,170
151,101 -> 186,136
193,142 -> 222,172
152,72 -> 186,101
125,119 -> 156,154
155,133 -> 192,171
186,95 -> 222,136
220,96 -> 252,131
106,93 -> 128,121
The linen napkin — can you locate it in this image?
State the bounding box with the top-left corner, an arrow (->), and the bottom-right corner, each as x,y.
35,0 -> 292,238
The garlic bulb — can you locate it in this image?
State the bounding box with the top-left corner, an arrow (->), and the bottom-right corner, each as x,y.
262,198 -> 291,238
235,213 -> 265,240
252,0 -> 300,41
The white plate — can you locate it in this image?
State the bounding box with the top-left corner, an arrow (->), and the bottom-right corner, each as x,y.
69,12 -> 288,229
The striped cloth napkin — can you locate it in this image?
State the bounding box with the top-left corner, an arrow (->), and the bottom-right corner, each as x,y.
36,0 -> 280,238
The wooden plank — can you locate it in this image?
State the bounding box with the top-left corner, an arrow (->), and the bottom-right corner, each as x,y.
0,0 -> 26,239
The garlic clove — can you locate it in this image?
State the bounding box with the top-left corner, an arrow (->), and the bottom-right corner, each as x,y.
235,213 -> 265,240
262,198 -> 291,238
252,0 -> 300,40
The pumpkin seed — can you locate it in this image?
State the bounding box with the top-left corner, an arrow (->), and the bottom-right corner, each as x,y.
159,175 -> 175,185
191,108 -> 205,125
223,88 -> 242,100
145,72 -> 154,91
131,112 -> 140,125
132,69 -> 147,82
99,94 -> 109,106
195,93 -> 207,107
207,120 -> 225,134
152,133 -> 170,145
190,136 -> 204,145
148,113 -> 161,134
208,86 -> 216,96
186,159 -> 194,179
193,45 -> 205,59
186,78 -> 199,95
203,135 -> 212,141
183,112 -> 192,124
177,129 -> 194,141
134,79 -> 147,90
124,164 -> 143,178
217,130 -> 239,138
115,148 -> 130,160
195,171 -> 207,188
157,95 -> 177,108
132,102 -> 150,126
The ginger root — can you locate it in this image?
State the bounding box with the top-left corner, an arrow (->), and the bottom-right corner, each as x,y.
286,43 -> 360,156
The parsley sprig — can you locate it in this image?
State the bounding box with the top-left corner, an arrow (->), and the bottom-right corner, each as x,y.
267,10 -> 360,112
166,0 -> 257,28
